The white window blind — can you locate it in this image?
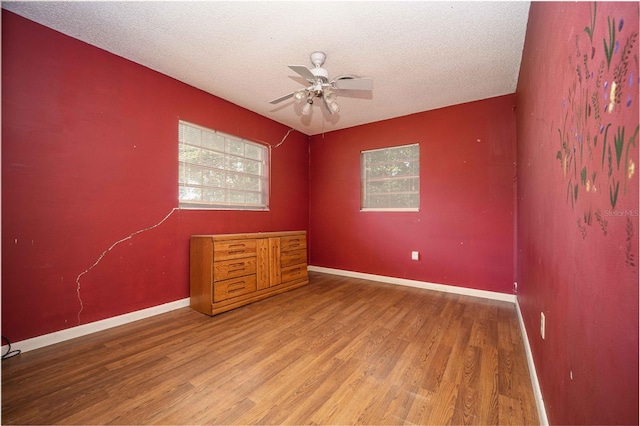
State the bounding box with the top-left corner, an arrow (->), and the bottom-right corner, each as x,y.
178,121 -> 269,210
361,143 -> 420,211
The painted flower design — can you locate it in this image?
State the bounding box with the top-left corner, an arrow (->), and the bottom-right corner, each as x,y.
608,81 -> 617,113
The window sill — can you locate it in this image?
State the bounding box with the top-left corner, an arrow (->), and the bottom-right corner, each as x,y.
360,208 -> 420,212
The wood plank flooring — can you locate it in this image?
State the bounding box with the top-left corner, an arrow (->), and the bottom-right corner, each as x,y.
2,272 -> 539,425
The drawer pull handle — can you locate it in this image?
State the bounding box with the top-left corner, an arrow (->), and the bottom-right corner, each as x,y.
228,249 -> 246,254
228,281 -> 246,292
289,243 -> 300,248
229,262 -> 245,268
229,243 -> 245,248
228,268 -> 246,274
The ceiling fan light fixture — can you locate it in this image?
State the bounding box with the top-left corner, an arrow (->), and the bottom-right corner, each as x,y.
293,89 -> 306,103
302,99 -> 313,115
324,91 -> 340,114
327,99 -> 340,114
324,90 -> 336,102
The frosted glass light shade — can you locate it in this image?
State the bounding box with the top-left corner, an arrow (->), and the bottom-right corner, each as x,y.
302,101 -> 313,115
293,90 -> 306,103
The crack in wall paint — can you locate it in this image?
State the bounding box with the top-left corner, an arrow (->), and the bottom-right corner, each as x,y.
75,208 -> 179,325
72,127 -> 294,324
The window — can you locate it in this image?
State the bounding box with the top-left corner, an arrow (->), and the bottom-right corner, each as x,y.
361,143 -> 420,211
178,121 -> 269,210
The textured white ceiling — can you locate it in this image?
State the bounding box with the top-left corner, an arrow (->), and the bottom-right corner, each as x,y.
2,1 -> 530,136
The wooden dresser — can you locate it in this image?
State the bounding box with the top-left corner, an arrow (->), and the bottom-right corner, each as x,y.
189,231 -> 308,315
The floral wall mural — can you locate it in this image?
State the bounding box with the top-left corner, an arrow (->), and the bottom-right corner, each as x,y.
517,2 -> 638,424
556,3 -> 638,254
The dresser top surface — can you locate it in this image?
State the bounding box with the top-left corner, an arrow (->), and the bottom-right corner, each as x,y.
191,230 -> 306,241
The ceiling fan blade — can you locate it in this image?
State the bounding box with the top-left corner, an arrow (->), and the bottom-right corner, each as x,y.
269,92 -> 295,104
288,65 -> 316,82
334,77 -> 373,91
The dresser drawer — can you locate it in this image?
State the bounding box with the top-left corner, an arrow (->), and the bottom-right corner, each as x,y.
213,257 -> 256,281
213,275 -> 257,302
280,235 -> 307,252
281,249 -> 307,268
281,264 -> 308,282
214,239 -> 257,261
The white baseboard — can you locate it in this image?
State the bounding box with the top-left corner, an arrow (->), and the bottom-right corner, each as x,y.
307,265 -> 517,303
515,301 -> 549,425
2,298 -> 190,355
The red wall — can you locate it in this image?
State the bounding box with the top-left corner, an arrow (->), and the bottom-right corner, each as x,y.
8,8 -> 638,423
1,11 -> 309,343
309,95 -> 517,293
516,2 -> 639,424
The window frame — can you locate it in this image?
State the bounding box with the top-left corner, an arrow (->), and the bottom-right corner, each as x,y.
178,120 -> 270,211
360,143 -> 420,212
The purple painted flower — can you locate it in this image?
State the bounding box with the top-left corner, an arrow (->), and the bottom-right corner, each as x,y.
604,104 -> 609,113
562,99 -> 566,108
619,18 -> 624,31
600,124 -> 605,134
604,91 -> 609,100
627,96 -> 632,107
614,40 -> 620,54
591,47 -> 595,59
604,81 -> 609,89
630,72 -> 634,87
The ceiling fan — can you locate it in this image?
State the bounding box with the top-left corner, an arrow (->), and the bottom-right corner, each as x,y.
269,51 -> 373,115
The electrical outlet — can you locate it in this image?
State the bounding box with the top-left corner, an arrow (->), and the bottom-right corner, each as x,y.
540,312 -> 546,340
411,251 -> 419,261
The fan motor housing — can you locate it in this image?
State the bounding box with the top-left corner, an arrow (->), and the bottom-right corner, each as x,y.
310,67 -> 329,81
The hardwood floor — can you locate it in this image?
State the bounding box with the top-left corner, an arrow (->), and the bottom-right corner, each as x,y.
2,272 -> 539,425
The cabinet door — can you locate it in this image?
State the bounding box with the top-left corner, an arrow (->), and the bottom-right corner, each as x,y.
256,238 -> 270,290
269,237 -> 281,287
